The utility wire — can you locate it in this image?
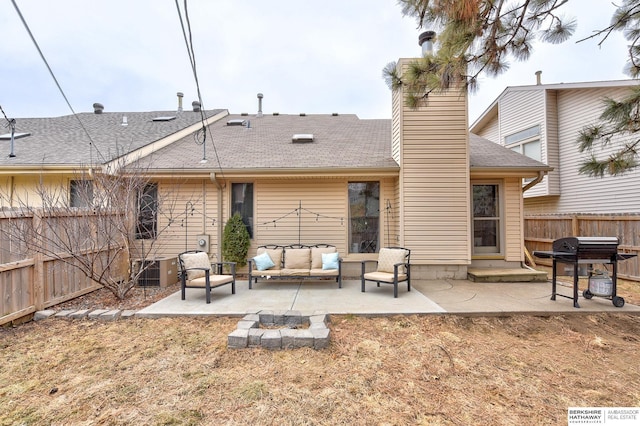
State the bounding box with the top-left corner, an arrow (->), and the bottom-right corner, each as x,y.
10,0 -> 104,165
174,0 -> 226,180
0,105 -> 12,126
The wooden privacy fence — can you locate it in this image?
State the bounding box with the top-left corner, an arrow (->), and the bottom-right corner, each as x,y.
1,209 -> 125,326
525,214 -> 640,281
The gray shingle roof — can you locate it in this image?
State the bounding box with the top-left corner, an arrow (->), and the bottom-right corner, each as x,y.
144,114 -> 398,171
142,115 -> 550,173
469,133 -> 551,171
1,110 -> 550,174
0,110 -> 224,166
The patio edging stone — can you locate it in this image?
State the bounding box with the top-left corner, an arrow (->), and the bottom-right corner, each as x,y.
33,309 -> 137,322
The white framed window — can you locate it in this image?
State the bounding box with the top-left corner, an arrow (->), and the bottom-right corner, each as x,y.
505,125 -> 541,162
472,183 -> 503,255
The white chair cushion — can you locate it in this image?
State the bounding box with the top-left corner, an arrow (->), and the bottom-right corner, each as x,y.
181,252 -> 210,281
187,274 -> 234,287
310,268 -> 339,276
377,248 -> 407,274
364,271 -> 408,283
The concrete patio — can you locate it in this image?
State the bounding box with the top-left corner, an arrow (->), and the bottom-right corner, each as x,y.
135,277 -> 640,318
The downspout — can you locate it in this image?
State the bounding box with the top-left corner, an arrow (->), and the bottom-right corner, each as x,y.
521,170 -> 547,270
522,170 -> 546,192
210,172 -> 225,261
9,176 -> 15,207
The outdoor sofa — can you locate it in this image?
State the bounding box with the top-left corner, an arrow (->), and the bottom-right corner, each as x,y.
248,244 -> 342,288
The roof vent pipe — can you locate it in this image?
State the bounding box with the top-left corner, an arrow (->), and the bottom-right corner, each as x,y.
177,92 -> 184,112
93,103 -> 104,114
418,30 -> 436,55
192,101 -> 201,112
535,70 -> 542,85
257,93 -> 263,117
8,118 -> 16,158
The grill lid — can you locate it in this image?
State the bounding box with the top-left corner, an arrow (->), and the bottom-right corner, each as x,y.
552,236 -> 619,255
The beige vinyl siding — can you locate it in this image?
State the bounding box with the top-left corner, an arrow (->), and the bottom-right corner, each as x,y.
395,60 -> 470,264
153,178 -> 220,258
504,177 -> 524,262
153,176 -> 400,262
552,87 -> 640,213
250,179 -> 347,251
499,89 -> 552,198
0,174 -> 74,208
379,177 -> 399,248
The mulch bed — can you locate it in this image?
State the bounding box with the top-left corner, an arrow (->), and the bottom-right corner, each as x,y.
52,285 -> 179,311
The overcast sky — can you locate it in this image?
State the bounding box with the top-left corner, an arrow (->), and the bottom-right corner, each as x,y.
0,1 -> 631,126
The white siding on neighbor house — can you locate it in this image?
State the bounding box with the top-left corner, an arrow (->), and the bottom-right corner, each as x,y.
543,90 -> 561,196
550,87 -> 640,213
477,117 -> 500,143
499,89 -> 554,198
391,88 -> 402,164
522,195 -> 560,214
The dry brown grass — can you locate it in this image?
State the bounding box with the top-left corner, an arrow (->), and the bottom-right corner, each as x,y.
2,312 -> 640,425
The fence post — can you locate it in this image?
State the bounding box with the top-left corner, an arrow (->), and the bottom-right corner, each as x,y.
32,209 -> 45,310
572,215 -> 579,236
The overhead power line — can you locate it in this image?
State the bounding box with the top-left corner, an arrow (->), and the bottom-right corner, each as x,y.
10,0 -> 104,164
174,0 -> 225,178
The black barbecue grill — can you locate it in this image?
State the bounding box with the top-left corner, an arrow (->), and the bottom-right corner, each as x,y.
533,237 -> 636,308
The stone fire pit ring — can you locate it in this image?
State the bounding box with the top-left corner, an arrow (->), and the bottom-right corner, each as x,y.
227,310 -> 330,350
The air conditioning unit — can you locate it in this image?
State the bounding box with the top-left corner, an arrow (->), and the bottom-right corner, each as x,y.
136,257 -> 178,288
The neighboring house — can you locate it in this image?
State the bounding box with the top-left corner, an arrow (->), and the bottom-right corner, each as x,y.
1,58 -> 551,280
470,79 -> 640,215
0,103 -> 226,208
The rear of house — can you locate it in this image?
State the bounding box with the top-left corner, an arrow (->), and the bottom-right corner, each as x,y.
139,66 -> 549,279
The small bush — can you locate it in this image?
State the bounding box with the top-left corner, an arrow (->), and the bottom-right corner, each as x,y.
222,213 -> 251,267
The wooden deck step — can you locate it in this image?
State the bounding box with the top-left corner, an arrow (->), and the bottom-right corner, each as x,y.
467,268 -> 548,283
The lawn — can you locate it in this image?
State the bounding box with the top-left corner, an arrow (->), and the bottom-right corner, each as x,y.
1,312 -> 639,425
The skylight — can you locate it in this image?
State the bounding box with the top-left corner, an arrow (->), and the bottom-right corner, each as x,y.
227,119 -> 246,126
0,132 -> 31,140
292,134 -> 314,143
152,116 -> 177,122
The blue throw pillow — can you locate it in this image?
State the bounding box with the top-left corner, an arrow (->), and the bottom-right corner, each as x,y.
253,252 -> 275,271
322,252 -> 339,270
